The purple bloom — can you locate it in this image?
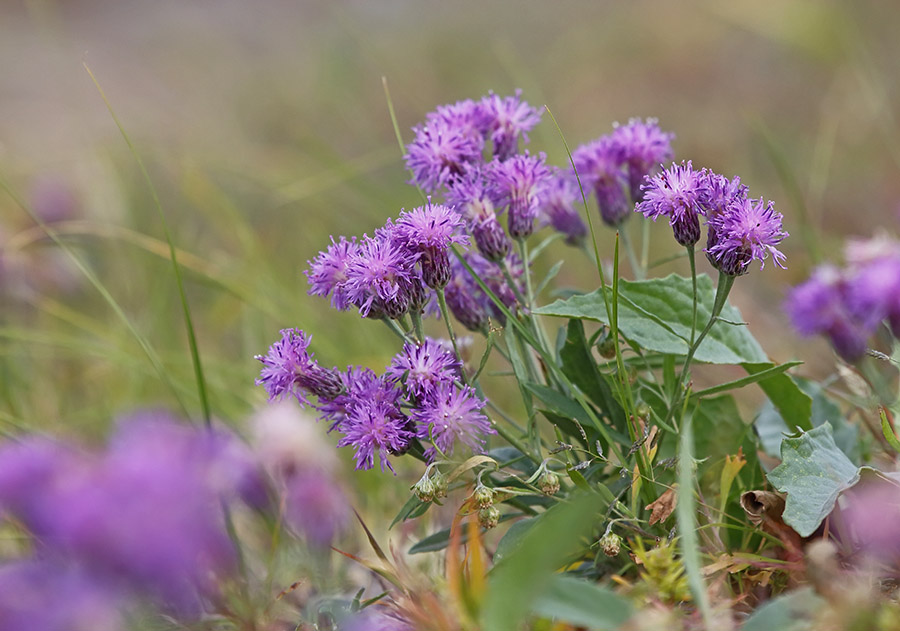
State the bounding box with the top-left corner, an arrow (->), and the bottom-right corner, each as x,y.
707,196 -> 787,275
845,239 -> 900,337
396,203 -> 469,289
477,90 -> 543,160
426,99 -> 484,144
488,152 -> 551,239
405,117 -> 483,194
471,214 -> 512,262
387,338 -> 461,399
610,118 -> 674,204
306,236 -> 358,310
345,235 -> 420,319
537,168 -> 587,246
446,166 -> 503,222
785,265 -> 870,362
255,328 -> 343,404
636,161 -> 705,247
0,561 -> 123,631
283,469 -> 349,547
572,137 -> 630,226
413,384 -> 494,458
445,261 -> 489,332
337,400 -> 416,472
697,171 -> 748,266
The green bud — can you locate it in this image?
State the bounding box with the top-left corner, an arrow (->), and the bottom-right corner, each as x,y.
595,327 -> 616,359
478,505 -> 501,530
599,532 -> 622,557
634,402 -> 651,421
538,470 -> 560,496
473,484 -> 494,508
431,470 -> 448,499
412,475 -> 436,502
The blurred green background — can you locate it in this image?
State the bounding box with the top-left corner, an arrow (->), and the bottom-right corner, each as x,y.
1,0 -> 899,504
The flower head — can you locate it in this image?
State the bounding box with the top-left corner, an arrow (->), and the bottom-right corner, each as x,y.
611,118 -> 674,203
305,236 -> 358,310
537,168 -> 587,246
396,203 -> 469,289
572,137 -> 630,226
476,90 -> 543,160
636,161 -> 705,246
405,117 -> 483,193
488,152 -> 551,238
413,384 -> 494,459
387,338 -> 461,400
345,235 -> 420,318
255,329 -> 342,404
337,401 -> 416,472
707,197 -> 787,275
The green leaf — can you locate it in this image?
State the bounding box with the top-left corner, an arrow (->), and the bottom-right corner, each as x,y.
493,519 -> 536,564
767,423 -> 860,536
534,274 -> 767,364
482,493 -> 607,631
742,587 -> 823,631
559,320 -> 625,426
744,363 -> 812,432
881,410 -> 900,454
692,361 -> 801,399
693,395 -> 757,472
526,382 -> 629,447
531,575 -> 633,629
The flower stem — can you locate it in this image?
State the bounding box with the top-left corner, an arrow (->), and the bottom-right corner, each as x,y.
436,288 -> 469,386
619,223 -> 645,280
409,309 -> 425,344
687,245 -> 698,347
382,317 -> 412,344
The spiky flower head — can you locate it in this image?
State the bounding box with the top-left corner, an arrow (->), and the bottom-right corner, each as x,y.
396,202 -> 469,289
255,329 -> 343,404
636,161 -> 705,247
488,151 -> 551,238
336,400 -> 416,472
572,137 -> 630,226
425,98 -> 483,144
386,338 -> 461,400
785,265 -> 871,362
471,213 -> 511,262
844,238 -> 900,337
697,171 -> 748,266
305,236 -> 358,311
413,383 -> 494,459
477,89 -> 543,160
405,117 -> 483,194
706,196 -> 787,276
537,168 -> 587,246
611,117 -> 674,204
446,166 -> 502,223
344,235 -> 420,319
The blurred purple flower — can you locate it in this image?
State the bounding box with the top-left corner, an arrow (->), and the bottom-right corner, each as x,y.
844,481 -> 900,564
476,90 -> 542,161
636,160 -> 705,247
537,168 -> 587,246
572,137 -> 630,226
386,338 -> 461,400
306,236 -> 359,311
29,174 -> 80,224
610,118 -> 674,204
283,469 -> 350,547
488,152 -> 551,239
845,242 -> 900,337
255,328 -> 343,404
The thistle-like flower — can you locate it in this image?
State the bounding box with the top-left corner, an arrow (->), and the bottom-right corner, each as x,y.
572,137 -> 630,226
611,117 -> 674,204
476,89 -> 543,160
337,400 -> 416,472
488,151 -> 551,239
344,235 -> 420,319
706,196 -> 787,275
636,161 -> 704,247
386,338 -> 461,400
305,236 -> 358,310
412,383 -> 494,458
405,117 -> 483,193
396,203 -> 469,289
537,168 -> 587,246
255,329 -> 343,404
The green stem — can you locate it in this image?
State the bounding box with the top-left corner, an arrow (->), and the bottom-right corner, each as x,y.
382,317 -> 412,344
640,217 -> 651,271
619,223 -> 644,280
436,288 -> 469,386
409,309 -> 425,344
687,245 -> 698,347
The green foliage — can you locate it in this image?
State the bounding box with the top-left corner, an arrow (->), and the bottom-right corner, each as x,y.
531,575 -> 633,630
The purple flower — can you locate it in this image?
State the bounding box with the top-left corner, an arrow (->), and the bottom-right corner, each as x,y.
0,561 -> 124,631
572,137 -> 630,226
471,214 -> 512,262
405,117 -> 483,194
396,203 -> 469,289
317,366 -> 399,430
426,99 -> 483,142
845,241 -> 900,337
610,118 -> 674,204
283,469 -> 350,547
785,265 -> 870,362
537,168 -> 587,246
477,90 -> 543,160
706,196 -> 787,275
337,400 -> 416,472
387,338 -> 461,399
306,236 -> 358,310
345,235 -> 420,319
445,261 -> 490,332
697,171 -> 748,266
488,152 -> 551,239
413,384 -> 494,458
446,166 -> 503,221
255,328 -> 343,404
636,161 -> 705,247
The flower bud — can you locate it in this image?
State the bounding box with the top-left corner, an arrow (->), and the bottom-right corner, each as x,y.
413,475 -> 436,502
431,470 -> 448,499
538,471 -> 560,496
473,484 -> 494,508
478,505 -> 501,530
599,532 -> 622,557
634,402 -> 651,421
595,328 -> 616,359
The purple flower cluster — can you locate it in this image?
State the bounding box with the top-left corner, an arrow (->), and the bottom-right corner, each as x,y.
444,250 -> 524,332
786,235 -> 900,362
306,203 -> 467,320
0,413 -> 264,624
573,118 -> 674,226
636,161 -> 788,275
256,332 -> 494,471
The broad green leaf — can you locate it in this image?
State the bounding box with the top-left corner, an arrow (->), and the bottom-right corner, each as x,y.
534,273 -> 767,364
559,319 -> 625,426
742,587 -> 823,631
693,395 -> 757,473
482,493 -> 606,631
527,382 -> 630,448
767,423 -> 859,536
531,575 -> 633,629
493,518 -> 536,564
744,363 -> 812,432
